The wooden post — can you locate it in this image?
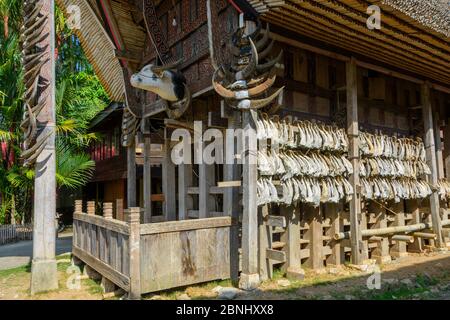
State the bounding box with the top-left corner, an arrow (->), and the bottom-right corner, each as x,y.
128,207 -> 141,299
224,110 -> 241,285
421,82 -> 445,248
390,201 -> 408,258
116,199 -> 124,221
87,201 -> 95,215
143,136 -> 152,223
199,162 -> 215,218
369,202 -> 391,264
434,115 -> 445,180
281,205 -> 304,279
258,205 -> 272,281
178,163 -> 192,220
127,145 -> 137,208
346,58 -> 364,264
325,203 -> 344,266
162,139 -> 176,221
304,205 -> 324,270
29,0 -> 59,295
239,109 -> 260,290
406,200 -> 424,252
103,203 -> 113,220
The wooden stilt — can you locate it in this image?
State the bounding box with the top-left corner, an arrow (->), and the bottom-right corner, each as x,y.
421,82 -> 445,248
258,205 -> 272,281
178,163 -> 192,221
281,205 -> 304,279
346,57 -> 364,264
369,202 -> 391,264
304,205 -> 324,270
390,201 -> 408,258
325,203 -> 344,266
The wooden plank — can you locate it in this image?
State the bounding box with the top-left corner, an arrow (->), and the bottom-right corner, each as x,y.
139,226 -> 231,294
218,180 -> 242,188
304,205 -> 324,269
73,213 -> 129,235
140,217 -> 233,235
265,215 -> 287,228
266,249 -> 287,263
73,246 -> 130,291
422,83 -> 444,248
346,57 -> 364,265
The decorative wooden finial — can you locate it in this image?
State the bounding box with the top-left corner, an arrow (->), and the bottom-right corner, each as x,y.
128,207 -> 140,224
103,203 -> 113,219
74,200 -> 83,214
87,201 -> 95,215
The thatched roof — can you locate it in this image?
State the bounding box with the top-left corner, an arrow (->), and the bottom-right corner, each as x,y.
249,0 -> 450,86
56,0 -> 124,101
382,0 -> 449,37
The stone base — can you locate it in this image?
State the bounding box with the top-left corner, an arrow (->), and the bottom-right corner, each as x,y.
391,252 -> 409,258
238,273 -> 260,291
286,267 -> 305,280
433,246 -> 449,253
30,259 -> 58,295
372,255 -> 392,264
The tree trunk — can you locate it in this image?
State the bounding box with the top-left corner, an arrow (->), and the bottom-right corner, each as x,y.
3,15 -> 8,39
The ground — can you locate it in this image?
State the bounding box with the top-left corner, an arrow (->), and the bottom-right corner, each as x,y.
0,248 -> 449,300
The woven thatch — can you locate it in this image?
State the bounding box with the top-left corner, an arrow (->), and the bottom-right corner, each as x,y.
382,0 -> 449,37
248,0 -> 450,85
56,0 -> 124,101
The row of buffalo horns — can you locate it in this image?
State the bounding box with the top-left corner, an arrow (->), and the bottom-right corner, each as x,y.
213,21 -> 285,110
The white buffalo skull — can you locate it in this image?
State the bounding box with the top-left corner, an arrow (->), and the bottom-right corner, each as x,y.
130,60 -> 186,102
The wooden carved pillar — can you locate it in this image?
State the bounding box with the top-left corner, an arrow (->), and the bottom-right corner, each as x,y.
239,109 -> 260,290
346,58 -> 364,264
421,83 -> 444,248
24,0 -> 58,294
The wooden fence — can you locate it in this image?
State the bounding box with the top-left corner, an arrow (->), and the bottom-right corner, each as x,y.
72,200 -> 236,298
0,223 -> 33,246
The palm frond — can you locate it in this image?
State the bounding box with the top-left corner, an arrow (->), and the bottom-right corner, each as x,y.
56,142 -> 95,190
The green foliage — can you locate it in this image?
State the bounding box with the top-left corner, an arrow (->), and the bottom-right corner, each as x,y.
56,141 -> 95,190
0,2 -> 109,224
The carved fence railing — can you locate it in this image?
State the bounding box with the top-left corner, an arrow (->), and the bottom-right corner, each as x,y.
72,200 -> 237,298
0,223 -> 33,246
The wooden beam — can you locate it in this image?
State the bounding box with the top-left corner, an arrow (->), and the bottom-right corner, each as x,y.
421,82 -> 444,248
346,58 -> 364,264
114,50 -> 140,63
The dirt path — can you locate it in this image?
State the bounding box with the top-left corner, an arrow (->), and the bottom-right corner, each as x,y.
145,251 -> 450,300
0,251 -> 449,300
